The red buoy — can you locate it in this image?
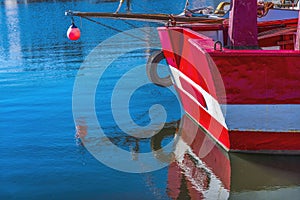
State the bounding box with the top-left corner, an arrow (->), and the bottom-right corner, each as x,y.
67,23 -> 81,41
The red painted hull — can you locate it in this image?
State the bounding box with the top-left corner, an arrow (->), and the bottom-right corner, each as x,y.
158,19 -> 300,154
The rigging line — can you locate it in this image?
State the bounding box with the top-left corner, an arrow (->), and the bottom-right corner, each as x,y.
119,19 -> 155,35
121,18 -> 141,29
81,16 -> 149,42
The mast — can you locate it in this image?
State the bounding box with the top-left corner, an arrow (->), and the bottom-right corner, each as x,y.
228,0 -> 258,49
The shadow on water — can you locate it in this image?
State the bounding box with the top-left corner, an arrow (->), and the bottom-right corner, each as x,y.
75,118 -> 180,158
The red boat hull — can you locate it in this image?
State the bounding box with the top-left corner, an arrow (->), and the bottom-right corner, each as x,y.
157,20 -> 300,154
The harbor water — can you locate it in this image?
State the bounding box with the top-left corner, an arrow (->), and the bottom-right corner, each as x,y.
1,0 -> 300,199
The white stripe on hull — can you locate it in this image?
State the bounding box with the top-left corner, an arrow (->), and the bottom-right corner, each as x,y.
169,66 -> 300,133
169,66 -> 227,129
225,104 -> 300,132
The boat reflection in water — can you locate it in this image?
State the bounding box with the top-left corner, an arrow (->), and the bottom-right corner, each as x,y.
76,114 -> 300,199
161,115 -> 300,199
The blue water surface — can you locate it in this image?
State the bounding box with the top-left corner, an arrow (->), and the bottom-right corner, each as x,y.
0,0 -> 185,199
